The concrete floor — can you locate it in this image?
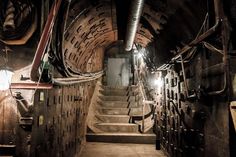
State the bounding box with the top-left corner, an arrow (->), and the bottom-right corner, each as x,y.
79,142 -> 166,157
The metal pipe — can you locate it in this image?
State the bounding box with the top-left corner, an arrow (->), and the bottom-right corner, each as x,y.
124,0 -> 145,51
172,21 -> 220,61
30,0 -> 62,81
10,83 -> 53,89
180,55 -> 189,97
202,42 -> 223,55
202,63 -> 225,77
206,0 -> 230,96
207,72 -> 227,95
171,0 -> 221,61
207,27 -> 229,94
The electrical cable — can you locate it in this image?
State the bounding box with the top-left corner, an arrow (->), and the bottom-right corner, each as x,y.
52,72 -> 103,85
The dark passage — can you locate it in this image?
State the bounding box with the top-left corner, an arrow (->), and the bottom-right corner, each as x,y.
0,0 -> 235,157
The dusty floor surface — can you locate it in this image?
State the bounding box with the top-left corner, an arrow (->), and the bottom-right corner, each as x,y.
79,142 -> 166,157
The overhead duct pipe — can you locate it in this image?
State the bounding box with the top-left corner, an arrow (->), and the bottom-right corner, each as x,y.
124,0 -> 145,51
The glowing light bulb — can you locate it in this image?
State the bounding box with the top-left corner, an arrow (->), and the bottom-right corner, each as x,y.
137,52 -> 142,59
154,78 -> 163,87
0,69 -> 13,90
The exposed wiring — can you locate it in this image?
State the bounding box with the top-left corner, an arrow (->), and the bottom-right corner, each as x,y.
171,12 -> 210,62
26,53 -> 48,105
202,41 -> 223,55
52,71 -> 103,85
157,64 -> 172,71
175,46 -> 197,63
195,13 -> 209,39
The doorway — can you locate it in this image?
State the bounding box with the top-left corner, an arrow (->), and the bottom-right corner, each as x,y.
107,58 -> 130,87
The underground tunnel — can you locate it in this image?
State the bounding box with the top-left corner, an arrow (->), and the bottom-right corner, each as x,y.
0,0 -> 236,156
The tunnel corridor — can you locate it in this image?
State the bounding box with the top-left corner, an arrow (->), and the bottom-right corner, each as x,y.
0,0 -> 236,157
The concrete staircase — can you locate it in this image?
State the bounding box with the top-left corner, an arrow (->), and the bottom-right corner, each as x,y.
87,85 -> 156,144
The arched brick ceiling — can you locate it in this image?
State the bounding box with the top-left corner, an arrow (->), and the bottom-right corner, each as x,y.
62,0 -> 217,75
63,1 -> 117,74
62,0 -> 166,75
135,4 -> 167,47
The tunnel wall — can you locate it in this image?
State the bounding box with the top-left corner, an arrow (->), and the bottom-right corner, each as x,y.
151,52 -> 232,157
0,80 -> 97,157
30,82 -> 97,157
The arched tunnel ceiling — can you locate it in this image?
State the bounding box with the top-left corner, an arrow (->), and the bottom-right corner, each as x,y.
63,1 -> 117,74
62,0 -> 168,75
61,0 -> 216,76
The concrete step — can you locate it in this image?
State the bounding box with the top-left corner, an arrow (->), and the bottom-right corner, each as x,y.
95,123 -> 139,133
99,108 -> 129,115
98,101 -> 140,108
98,108 -> 143,115
100,90 -> 139,96
96,115 -> 130,123
101,85 -> 138,91
86,133 -> 156,144
99,96 -> 137,102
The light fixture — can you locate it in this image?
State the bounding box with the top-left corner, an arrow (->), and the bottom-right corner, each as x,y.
154,77 -> 163,87
0,68 -> 13,90
137,52 -> 143,59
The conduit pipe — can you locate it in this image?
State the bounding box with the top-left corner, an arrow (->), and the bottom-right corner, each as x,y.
30,0 -> 62,81
171,0 -> 221,61
124,0 -> 145,51
175,0 -> 229,96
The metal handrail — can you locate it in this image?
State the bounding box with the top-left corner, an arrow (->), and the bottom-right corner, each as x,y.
137,80 -> 155,132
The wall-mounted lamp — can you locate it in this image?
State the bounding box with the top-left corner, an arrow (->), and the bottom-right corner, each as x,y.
154,77 -> 163,87
137,52 -> 143,59
0,68 -> 13,90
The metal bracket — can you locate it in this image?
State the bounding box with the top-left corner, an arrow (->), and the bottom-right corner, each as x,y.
19,117 -> 33,131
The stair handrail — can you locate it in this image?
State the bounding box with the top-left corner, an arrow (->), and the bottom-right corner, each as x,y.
137,80 -> 155,133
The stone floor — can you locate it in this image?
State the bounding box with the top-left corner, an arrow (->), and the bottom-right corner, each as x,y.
78,142 -> 166,157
